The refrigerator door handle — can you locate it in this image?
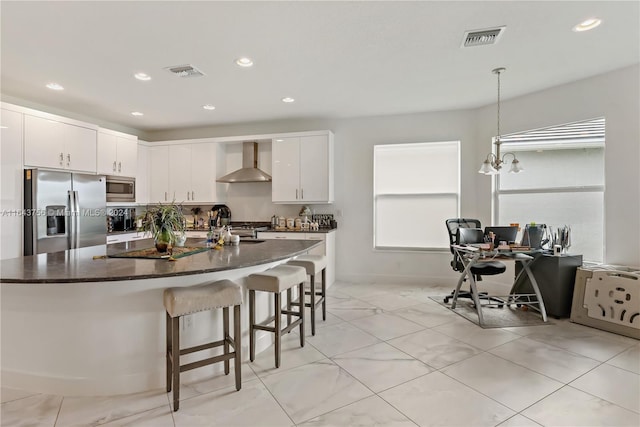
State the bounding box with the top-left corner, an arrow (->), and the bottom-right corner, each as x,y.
73,190 -> 81,249
68,190 -> 76,249
68,190 -> 80,249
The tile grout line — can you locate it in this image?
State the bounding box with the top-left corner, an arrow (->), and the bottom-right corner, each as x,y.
486,342 -> 601,385
53,395 -> 64,427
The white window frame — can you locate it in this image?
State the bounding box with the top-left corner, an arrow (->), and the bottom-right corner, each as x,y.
493,118 -> 605,262
373,141 -> 460,251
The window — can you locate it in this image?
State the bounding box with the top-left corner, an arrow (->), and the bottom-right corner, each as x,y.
495,118 -> 605,262
374,141 -> 460,249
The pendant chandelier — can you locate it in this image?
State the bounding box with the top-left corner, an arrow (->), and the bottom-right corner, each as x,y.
478,67 -> 524,174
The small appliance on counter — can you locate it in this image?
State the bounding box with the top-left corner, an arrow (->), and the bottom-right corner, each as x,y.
228,221 -> 270,238
108,207 -> 137,232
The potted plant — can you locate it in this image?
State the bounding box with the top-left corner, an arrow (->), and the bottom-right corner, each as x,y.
138,201 -> 186,253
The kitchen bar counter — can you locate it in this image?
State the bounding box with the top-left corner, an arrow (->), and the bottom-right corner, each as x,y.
0,238 -> 320,283
1,238 -> 321,396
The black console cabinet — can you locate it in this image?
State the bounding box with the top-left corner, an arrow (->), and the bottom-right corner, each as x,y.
513,253 -> 583,318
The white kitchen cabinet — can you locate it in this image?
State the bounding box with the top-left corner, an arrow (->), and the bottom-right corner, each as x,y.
190,143 -> 224,203
24,114 -> 97,173
150,142 -> 225,204
271,132 -> 333,204
257,231 -> 336,286
148,145 -> 170,203
1,108 -> 24,259
185,231 -> 209,239
168,144 -> 191,202
97,129 -> 138,177
136,143 -> 149,204
106,231 -> 150,244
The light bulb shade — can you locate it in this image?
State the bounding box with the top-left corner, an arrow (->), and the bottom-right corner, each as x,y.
509,158 -> 524,173
478,159 -> 498,175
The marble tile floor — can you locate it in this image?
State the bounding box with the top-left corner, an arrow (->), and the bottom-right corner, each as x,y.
2,280 -> 639,427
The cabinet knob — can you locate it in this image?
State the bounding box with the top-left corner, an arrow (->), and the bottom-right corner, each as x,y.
187,192 -> 190,201
67,153 -> 71,167
192,191 -> 195,200
113,161 -> 116,172
118,162 -> 122,172
59,152 -> 64,166
296,189 -> 298,200
301,188 -> 304,199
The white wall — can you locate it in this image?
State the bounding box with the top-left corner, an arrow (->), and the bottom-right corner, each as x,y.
329,110 -> 479,284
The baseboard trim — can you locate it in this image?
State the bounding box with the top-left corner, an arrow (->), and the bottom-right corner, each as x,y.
336,274 -> 456,286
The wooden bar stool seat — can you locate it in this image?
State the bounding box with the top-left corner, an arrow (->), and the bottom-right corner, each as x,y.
247,265 -> 306,368
164,279 -> 243,412
287,255 -> 327,335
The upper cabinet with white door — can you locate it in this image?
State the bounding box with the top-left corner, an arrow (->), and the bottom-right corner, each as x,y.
148,145 -> 170,203
97,128 -> 138,177
136,142 -> 150,204
149,141 -> 226,204
24,113 -> 98,173
272,131 -> 334,203
168,142 -> 226,204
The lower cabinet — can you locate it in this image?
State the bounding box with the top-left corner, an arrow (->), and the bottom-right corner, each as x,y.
106,232 -> 150,245
185,231 -> 209,239
257,231 -> 336,286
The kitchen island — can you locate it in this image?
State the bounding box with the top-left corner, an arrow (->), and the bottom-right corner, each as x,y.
0,238 -> 320,396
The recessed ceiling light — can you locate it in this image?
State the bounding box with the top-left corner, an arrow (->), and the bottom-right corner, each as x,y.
281,97 -> 295,103
131,111 -> 144,116
573,18 -> 602,32
235,57 -> 254,67
46,82 -> 64,91
202,104 -> 216,110
134,72 -> 152,81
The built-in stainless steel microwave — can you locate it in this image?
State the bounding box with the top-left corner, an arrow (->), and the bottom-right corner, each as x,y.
106,176 -> 135,202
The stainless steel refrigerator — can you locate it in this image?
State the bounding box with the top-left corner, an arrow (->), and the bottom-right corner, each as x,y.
24,169 -> 107,255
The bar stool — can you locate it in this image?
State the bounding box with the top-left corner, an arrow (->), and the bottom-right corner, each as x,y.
247,265 -> 307,368
287,255 -> 327,336
164,279 -> 243,412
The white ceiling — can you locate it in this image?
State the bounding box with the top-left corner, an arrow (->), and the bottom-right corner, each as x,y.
1,1 -> 638,132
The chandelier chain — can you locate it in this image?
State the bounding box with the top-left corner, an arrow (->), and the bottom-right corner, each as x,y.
497,70 -> 501,142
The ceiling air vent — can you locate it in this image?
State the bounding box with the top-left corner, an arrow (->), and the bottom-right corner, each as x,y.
164,64 -> 206,78
461,26 -> 506,47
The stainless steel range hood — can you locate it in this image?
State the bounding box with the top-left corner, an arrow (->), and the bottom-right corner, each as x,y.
217,141 -> 272,183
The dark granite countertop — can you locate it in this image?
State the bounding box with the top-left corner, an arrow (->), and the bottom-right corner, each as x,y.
0,238 -> 320,284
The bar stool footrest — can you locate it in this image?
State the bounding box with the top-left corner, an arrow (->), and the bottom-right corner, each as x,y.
181,352 -> 237,373
289,297 -> 325,310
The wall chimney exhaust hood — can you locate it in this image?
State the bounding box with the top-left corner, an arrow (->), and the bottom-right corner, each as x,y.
217,141 -> 272,183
